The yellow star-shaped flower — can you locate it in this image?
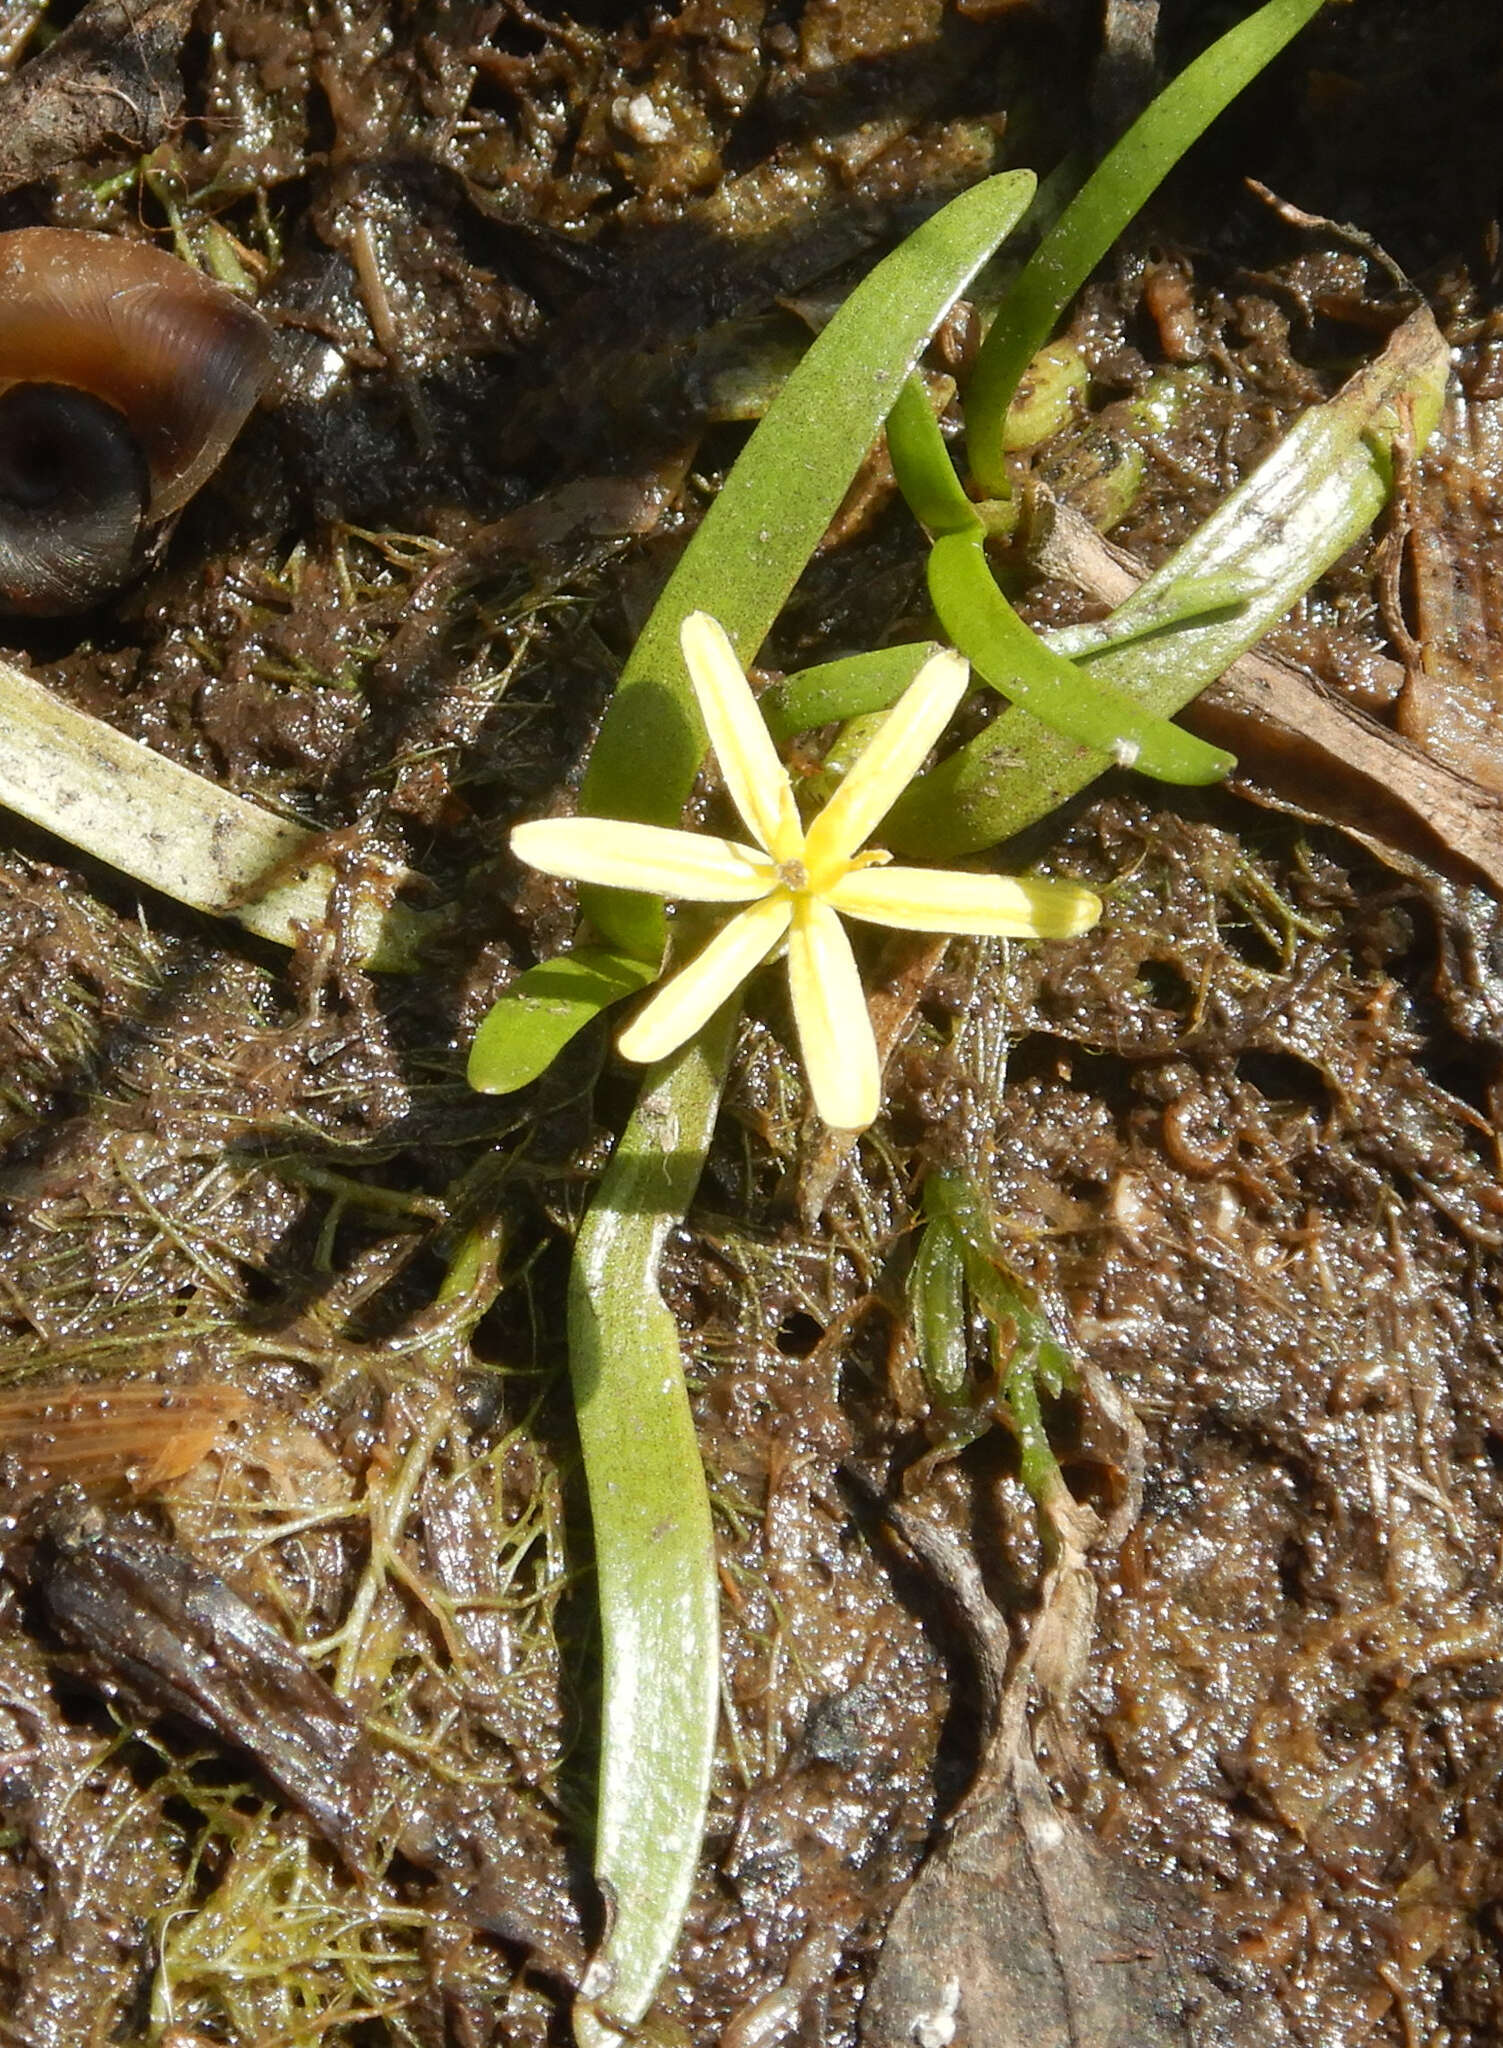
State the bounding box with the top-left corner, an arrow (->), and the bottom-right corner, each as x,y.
511,612 -> 1101,1131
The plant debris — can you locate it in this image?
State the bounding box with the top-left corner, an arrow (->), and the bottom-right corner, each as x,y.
0,1 -> 1501,2043
853,1480 -> 1206,2048
23,1486 -> 377,1868
1032,495 -> 1503,894
0,0 -> 192,195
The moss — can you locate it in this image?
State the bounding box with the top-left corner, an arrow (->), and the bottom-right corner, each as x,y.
1,0 -> 1502,2041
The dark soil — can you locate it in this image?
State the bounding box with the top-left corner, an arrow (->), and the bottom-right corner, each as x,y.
0,1 -> 1501,2043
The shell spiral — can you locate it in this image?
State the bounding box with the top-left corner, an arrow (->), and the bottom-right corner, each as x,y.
0,229 -> 273,614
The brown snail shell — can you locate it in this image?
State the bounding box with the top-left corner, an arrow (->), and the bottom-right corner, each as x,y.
0,229 -> 273,615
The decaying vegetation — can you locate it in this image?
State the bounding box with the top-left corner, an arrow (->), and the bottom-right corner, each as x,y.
0,1 -> 1501,2042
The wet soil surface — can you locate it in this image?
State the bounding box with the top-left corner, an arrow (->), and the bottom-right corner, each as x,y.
0,0 -> 1501,2042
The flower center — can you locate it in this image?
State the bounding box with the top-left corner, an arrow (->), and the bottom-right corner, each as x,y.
778,845 -> 892,899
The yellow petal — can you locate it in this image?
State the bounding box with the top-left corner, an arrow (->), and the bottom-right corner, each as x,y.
828,864 -> 1102,937
618,893 -> 793,1065
802,647 -> 969,874
681,612 -> 803,863
511,818 -> 776,901
786,896 -> 879,1130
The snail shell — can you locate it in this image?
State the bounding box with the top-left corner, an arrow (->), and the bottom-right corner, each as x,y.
0,229 -> 273,615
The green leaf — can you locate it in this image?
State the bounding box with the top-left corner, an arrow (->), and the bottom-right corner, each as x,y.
760,641 -> 941,742
575,168 -> 1039,960
964,0 -> 1328,495
466,948 -> 659,1095
926,526 -> 1234,784
906,1204 -> 970,1404
567,1011 -> 737,2047
921,1169 -> 1078,1501
1000,338 -> 1091,452
886,375 -> 1232,783
886,305 -> 1449,855
884,374 -> 981,537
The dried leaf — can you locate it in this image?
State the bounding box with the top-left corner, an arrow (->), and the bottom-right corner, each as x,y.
1395,383 -> 1503,793
1034,496 -> 1503,895
0,1379 -> 247,1496
0,655 -> 422,964
0,0 -> 191,194
855,1400 -> 1264,2048
28,1490 -> 376,1869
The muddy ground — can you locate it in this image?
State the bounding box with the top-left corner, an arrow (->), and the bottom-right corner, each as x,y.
0,0 -> 1501,2042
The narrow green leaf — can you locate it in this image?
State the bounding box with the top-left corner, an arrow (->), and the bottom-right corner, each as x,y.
1046,570 -> 1250,655
913,1170 -> 1080,1500
927,527 -> 1235,783
758,566 -> 1245,747
885,375 -> 1232,782
568,1009 -> 737,2047
884,375 -> 981,537
576,168 -> 1039,960
760,642 -> 940,742
466,948 -> 659,1095
925,1168 -> 1078,1480
887,306 -> 1449,855
965,0 -> 1328,494
955,1248 -> 1075,1408
906,1206 -> 971,1404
